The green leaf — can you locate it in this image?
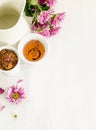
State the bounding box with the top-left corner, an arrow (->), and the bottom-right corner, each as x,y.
30,0 -> 38,5
24,2 -> 32,16
40,4 -> 50,11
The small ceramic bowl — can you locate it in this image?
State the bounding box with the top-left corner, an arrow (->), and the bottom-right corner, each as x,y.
18,33 -> 48,64
0,46 -> 20,75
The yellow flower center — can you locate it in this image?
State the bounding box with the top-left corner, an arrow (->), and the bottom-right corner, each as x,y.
12,93 -> 20,99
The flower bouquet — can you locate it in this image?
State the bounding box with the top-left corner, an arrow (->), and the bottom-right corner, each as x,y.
24,0 -> 65,37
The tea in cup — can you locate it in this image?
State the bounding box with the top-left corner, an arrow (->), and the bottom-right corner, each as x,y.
0,46 -> 20,75
18,33 -> 48,64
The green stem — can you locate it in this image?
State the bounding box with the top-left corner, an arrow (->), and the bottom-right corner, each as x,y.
37,5 -> 43,12
47,21 -> 53,28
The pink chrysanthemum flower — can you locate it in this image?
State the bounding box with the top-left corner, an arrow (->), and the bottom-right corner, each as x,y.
50,26 -> 60,36
38,0 -> 56,7
38,0 -> 46,4
32,23 -> 38,31
0,104 -> 5,111
0,88 -> 5,95
7,85 -> 25,104
32,22 -> 48,33
46,0 -> 57,7
39,29 -> 50,37
38,10 -> 53,24
51,12 -> 65,27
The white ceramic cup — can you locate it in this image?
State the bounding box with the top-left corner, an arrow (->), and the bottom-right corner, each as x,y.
0,46 -> 20,76
0,0 -> 30,45
18,33 -> 48,64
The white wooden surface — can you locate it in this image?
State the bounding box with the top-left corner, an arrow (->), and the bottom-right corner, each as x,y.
1,0 -> 96,130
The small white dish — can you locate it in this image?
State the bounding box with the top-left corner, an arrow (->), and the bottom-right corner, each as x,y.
0,46 -> 20,76
18,33 -> 48,64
